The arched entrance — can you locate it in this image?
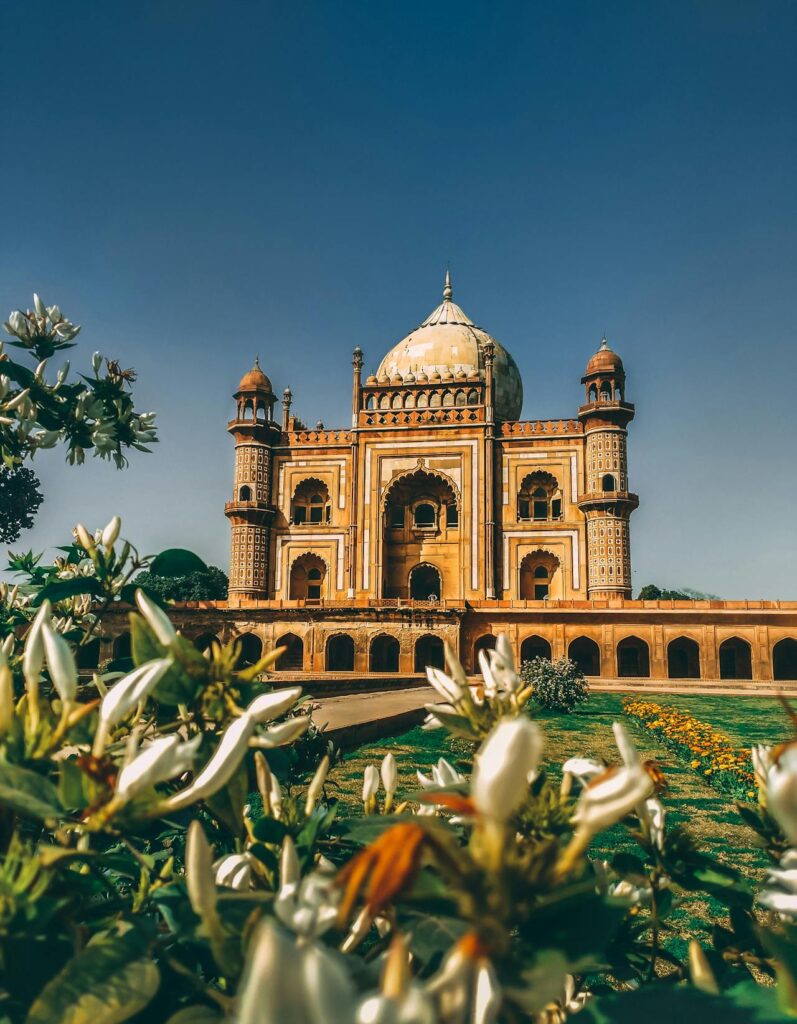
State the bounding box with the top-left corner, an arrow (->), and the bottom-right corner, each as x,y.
719,637 -> 752,680
275,633 -> 304,671
193,633 -> 218,654
326,634 -> 355,671
568,637 -> 600,676
77,637 -> 101,670
473,634 -> 497,671
774,639 -> 797,681
113,632 -> 131,660
617,636 -> 650,677
289,553 -> 326,601
667,637 -> 700,679
414,634 -> 444,672
237,632 -> 263,668
370,634 -> 400,673
519,550 -> 561,600
409,563 -> 442,602
520,635 -> 552,664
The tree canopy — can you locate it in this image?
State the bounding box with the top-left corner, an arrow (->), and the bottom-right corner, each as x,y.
0,466 -> 44,543
134,565 -> 228,601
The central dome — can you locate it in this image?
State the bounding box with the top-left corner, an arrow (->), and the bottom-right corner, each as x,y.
376,272 -> 523,421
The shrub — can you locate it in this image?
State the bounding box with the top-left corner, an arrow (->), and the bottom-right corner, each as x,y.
521,655 -> 589,713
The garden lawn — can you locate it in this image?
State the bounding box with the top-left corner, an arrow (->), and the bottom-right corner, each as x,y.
326,692 -> 792,957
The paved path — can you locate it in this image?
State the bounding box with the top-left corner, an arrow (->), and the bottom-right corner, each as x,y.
312,686 -> 435,732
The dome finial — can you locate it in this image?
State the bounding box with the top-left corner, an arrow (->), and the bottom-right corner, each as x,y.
443,267 -> 453,302
600,335 -> 608,351
254,353 -> 261,367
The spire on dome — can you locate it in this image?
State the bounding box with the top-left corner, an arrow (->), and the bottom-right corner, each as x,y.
600,336 -> 608,351
443,268 -> 453,302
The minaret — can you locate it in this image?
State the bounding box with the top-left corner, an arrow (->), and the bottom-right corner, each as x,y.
225,359 -> 280,598
577,338 -> 639,598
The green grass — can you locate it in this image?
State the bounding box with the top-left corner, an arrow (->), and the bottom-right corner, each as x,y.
327,692 -> 793,956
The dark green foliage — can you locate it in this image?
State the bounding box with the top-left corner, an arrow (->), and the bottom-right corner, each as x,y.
637,584 -> 718,600
522,656 -> 589,713
133,565 -> 228,601
0,466 -> 43,542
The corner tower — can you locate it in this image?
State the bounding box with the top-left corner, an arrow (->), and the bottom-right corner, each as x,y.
577,339 -> 639,597
225,360 -> 280,597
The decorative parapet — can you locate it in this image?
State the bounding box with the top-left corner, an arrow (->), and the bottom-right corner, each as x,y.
360,406 -> 485,428
500,419 -> 583,436
282,428 -> 352,446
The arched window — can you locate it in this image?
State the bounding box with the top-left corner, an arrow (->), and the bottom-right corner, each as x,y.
667,637 -> 700,679
370,634 -> 400,673
454,390 -> 466,407
467,389 -> 479,405
430,392 -> 442,408
600,382 -> 612,402
719,637 -> 752,680
365,395 -> 376,410
519,551 -> 560,600
601,473 -> 616,492
413,502 -> 437,528
404,393 -> 416,409
774,639 -> 797,681
243,401 -> 254,421
520,635 -> 552,664
414,634 -> 444,672
409,563 -> 441,601
473,634 -> 497,672
392,393 -> 402,410
518,471 -> 560,522
77,637 -> 101,670
568,637 -> 600,675
113,632 -> 131,661
379,394 -> 390,410
292,479 -> 331,525
326,634 -> 355,671
416,393 -> 428,409
614,383 -> 624,402
193,633 -> 218,654
588,384 -> 598,403
236,632 -> 263,668
446,502 -> 459,528
275,632 -> 304,671
239,485 -> 252,501
289,554 -> 326,601
617,636 -> 650,677
442,391 -> 454,407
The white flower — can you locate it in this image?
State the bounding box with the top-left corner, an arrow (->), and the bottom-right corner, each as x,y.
214,853 -> 253,890
471,718 -> 543,822
74,523 -> 94,552
610,879 -> 653,904
759,849 -> 797,918
161,688 -> 302,812
640,796 -> 666,851
417,757 -> 466,790
101,515 -> 121,549
275,837 -> 339,939
571,724 -> 653,838
115,732 -> 201,801
41,621 -> 78,705
425,665 -> 464,703
135,588 -> 176,647
0,659 -> 13,734
237,920 -> 356,1024
478,634 -> 521,698
426,941 -> 501,1024
363,765 -> 380,805
381,753 -> 397,797
766,745 -> 797,844
23,600 -> 51,685
99,658 -> 173,726
305,754 -> 330,815
561,757 -> 605,785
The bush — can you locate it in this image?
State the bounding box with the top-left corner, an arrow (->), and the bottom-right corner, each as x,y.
521,656 -> 589,713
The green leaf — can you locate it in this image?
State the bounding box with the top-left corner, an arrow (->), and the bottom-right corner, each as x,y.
130,616 -> 202,705
32,577 -> 103,606
150,548 -> 209,578
165,1010 -> 222,1024
205,762 -> 249,835
582,980 -> 785,1023
57,760 -> 88,812
25,929 -> 159,1024
0,762 -> 62,820
251,814 -> 289,845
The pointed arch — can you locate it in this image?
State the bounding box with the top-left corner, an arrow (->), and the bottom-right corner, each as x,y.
382,465 -> 461,511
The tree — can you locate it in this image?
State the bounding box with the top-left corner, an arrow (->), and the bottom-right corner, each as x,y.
0,466 -> 43,542
134,565 -> 229,601
637,584 -> 718,600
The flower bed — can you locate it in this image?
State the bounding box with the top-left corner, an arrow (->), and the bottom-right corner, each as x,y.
623,698 -> 756,800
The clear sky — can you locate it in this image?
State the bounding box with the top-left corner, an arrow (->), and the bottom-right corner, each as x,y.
2,1 -> 796,598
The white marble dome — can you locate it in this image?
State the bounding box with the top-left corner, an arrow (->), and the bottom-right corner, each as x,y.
375,272 -> 523,421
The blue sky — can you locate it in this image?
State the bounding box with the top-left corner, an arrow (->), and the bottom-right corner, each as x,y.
2,1 -> 796,597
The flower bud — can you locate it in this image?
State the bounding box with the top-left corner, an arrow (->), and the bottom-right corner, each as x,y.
92,351 -> 102,373
186,820 -> 217,919
471,718 -> 543,822
134,588 -> 176,647
74,523 -> 94,552
23,600 -> 51,685
41,622 -> 78,705
0,661 -> 13,734
101,515 -> 121,549
363,765 -> 380,804
305,754 -> 330,815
